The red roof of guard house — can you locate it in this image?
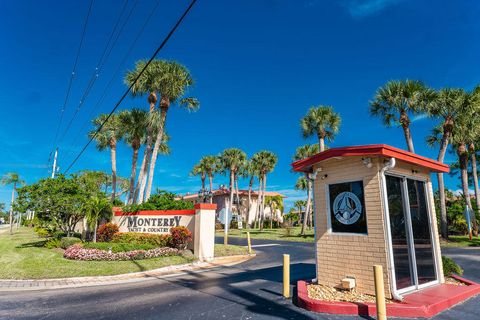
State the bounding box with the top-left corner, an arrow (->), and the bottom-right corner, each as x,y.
291,144 -> 450,173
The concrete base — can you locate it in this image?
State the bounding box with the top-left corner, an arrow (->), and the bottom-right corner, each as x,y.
296,275 -> 480,318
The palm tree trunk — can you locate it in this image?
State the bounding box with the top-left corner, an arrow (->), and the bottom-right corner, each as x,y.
93,220 -> 98,243
301,175 -> 312,236
437,129 -> 451,239
235,176 -> 241,224
9,183 -> 15,235
470,149 -> 480,229
318,136 -> 325,152
128,146 -> 140,204
255,177 -> 262,229
400,110 -> 415,153
459,146 -> 477,235
208,174 -> 213,204
145,101 -> 169,201
225,170 -> 235,245
110,141 -> 117,202
136,97 -> 157,204
201,175 -> 206,191
260,174 -> 267,231
247,176 -> 253,227
134,152 -> 147,203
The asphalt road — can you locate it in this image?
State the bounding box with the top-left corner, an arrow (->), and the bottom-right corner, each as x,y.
0,237 -> 479,320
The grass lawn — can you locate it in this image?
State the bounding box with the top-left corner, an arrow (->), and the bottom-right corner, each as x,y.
0,228 -> 191,280
216,227 -> 315,243
441,235 -> 480,248
214,244 -> 252,256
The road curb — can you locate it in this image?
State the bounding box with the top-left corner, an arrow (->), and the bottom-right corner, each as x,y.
0,253 -> 256,292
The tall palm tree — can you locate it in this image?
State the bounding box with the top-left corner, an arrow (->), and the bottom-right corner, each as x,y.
220,148 -> 247,243
300,106 -> 341,152
293,144 -> 319,235
119,109 -> 149,204
251,151 -> 278,230
450,91 -> 480,237
125,60 -> 161,203
144,60 -> 200,201
201,155 -> 220,201
370,79 -> 435,153
0,172 -> 25,234
427,88 -> 468,239
191,163 -> 207,191
469,86 -> 480,226
89,113 -> 123,202
244,159 -> 258,227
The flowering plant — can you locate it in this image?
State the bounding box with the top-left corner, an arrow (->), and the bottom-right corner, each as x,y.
63,244 -> 179,261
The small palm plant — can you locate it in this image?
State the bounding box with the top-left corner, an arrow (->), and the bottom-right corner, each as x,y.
300,106 -> 341,152
84,195 -> 112,243
0,172 -> 25,234
370,79 -> 435,153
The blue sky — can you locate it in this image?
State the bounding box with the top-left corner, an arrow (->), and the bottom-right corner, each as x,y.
0,0 -> 479,210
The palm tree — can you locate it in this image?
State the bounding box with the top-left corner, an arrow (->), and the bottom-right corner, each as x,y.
450,91 -> 480,237
244,159 -> 258,227
300,106 -> 341,152
427,88 -> 468,239
144,60 -> 200,201
370,80 -> 435,153
84,195 -> 111,242
89,113 -> 123,202
251,151 -> 278,230
200,155 -> 220,203
0,172 -> 25,234
191,163 -> 207,191
220,148 -> 247,243
294,199 -> 307,225
293,144 -> 319,235
119,109 -> 148,204
125,60 -> 161,203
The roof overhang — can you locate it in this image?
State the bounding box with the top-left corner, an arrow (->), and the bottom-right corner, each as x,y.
291,144 -> 450,173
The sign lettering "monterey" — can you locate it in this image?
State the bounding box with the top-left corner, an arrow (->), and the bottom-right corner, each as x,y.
127,216 -> 182,233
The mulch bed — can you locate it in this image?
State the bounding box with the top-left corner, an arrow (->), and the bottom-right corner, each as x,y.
307,277 -> 464,303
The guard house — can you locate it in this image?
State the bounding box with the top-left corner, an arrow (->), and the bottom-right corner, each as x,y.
291,144 -> 449,300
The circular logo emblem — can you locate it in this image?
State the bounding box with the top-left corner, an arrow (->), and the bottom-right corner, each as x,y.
333,191 -> 362,225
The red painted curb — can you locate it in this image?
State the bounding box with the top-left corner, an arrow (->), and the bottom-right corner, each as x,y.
296,279 -> 480,318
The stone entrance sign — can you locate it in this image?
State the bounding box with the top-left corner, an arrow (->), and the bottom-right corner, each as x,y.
112,203 -> 216,261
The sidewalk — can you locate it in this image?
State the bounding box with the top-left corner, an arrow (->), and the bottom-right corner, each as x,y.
0,254 -> 255,292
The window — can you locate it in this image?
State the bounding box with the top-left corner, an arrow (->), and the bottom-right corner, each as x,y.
328,180 -> 367,234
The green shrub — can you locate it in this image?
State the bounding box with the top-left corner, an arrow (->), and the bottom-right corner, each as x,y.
60,237 -> 82,249
442,256 -> 464,276
97,223 -> 119,242
122,191 -> 194,213
112,232 -> 170,247
44,238 -> 61,249
35,227 -> 51,238
82,242 -> 155,252
169,226 -> 192,250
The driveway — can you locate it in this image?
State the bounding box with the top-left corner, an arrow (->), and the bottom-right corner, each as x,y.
0,236 -> 478,320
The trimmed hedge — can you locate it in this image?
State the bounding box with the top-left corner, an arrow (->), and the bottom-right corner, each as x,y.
82,242 -> 155,252
112,232 -> 170,247
60,237 -> 82,249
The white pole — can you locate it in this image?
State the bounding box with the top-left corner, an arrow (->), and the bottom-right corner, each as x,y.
51,148 -> 58,178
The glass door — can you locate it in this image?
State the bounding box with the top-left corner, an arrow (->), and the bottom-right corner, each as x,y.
385,175 -> 438,293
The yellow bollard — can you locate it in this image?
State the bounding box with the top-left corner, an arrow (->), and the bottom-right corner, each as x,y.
247,232 -> 252,254
373,265 -> 387,320
283,254 -> 290,298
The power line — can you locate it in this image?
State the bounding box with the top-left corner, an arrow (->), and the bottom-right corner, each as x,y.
56,0 -> 136,148
50,0 -> 95,161
64,0 -> 198,174
60,0 -> 162,166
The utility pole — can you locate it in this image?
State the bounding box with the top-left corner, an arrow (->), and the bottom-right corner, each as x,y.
51,148 -> 58,178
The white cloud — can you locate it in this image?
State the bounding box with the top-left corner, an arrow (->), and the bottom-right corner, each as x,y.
342,0 -> 403,18
451,189 -> 475,196
411,113 -> 429,122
